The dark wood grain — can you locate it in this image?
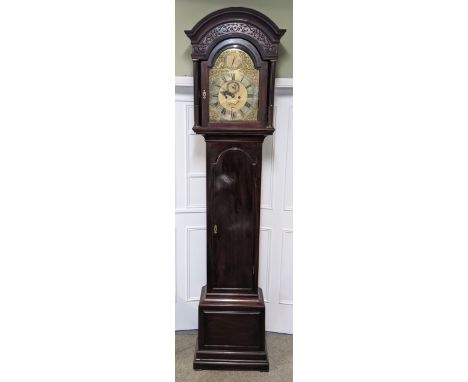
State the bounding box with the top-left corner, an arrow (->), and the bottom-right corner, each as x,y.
205,141 -> 262,296
185,7 -> 285,372
194,286 -> 268,371
192,60 -> 201,127
184,7 -> 286,60
211,146 -> 256,291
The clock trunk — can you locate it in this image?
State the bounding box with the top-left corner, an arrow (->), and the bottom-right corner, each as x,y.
206,140 -> 262,296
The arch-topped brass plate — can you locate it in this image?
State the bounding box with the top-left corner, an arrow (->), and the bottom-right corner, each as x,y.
208,48 -> 259,122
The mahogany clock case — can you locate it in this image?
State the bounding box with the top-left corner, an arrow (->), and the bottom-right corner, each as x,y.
184,7 -> 285,371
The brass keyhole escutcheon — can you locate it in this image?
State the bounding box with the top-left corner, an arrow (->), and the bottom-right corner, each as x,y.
202,89 -> 206,99
213,224 -> 217,234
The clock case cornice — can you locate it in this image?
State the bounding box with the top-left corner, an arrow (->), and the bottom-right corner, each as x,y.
184,7 -> 286,61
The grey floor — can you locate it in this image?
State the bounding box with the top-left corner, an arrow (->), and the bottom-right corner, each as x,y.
175,331 -> 293,382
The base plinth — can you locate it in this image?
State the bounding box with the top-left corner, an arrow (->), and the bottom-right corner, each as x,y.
193,286 -> 269,372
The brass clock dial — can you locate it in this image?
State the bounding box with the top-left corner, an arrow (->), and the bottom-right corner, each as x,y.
208,48 -> 259,122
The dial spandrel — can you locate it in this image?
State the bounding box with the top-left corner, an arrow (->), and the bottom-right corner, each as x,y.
208,49 -> 259,122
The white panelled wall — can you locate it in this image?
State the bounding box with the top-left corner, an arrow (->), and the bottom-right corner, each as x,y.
175,77 -> 293,334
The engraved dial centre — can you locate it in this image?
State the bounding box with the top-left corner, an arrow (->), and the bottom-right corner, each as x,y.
219,80 -> 247,111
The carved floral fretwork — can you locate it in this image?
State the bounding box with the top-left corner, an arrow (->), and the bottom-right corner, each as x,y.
192,22 -> 277,57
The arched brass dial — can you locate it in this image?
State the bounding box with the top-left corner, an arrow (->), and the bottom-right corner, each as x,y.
208,48 -> 259,121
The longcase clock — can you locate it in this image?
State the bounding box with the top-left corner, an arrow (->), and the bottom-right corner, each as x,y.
185,7 -> 285,371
